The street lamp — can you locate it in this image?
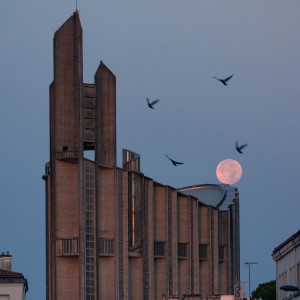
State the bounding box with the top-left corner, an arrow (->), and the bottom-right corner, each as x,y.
245,262 -> 257,298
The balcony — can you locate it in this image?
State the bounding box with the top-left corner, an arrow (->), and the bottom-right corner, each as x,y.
56,150 -> 79,162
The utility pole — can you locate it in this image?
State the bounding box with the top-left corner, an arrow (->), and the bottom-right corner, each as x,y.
245,262 -> 257,298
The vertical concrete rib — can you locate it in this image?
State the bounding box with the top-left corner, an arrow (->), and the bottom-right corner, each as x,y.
167,188 -> 173,296
190,197 -> 194,294
94,61 -> 116,167
94,61 -> 117,300
48,11 -> 83,300
117,170 -> 124,299
52,11 -> 82,154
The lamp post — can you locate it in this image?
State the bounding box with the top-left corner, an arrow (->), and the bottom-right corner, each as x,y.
245,262 -> 257,298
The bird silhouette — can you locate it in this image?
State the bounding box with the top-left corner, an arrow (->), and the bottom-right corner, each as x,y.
235,141 -> 248,154
165,154 -> 184,166
146,98 -> 160,109
212,74 -> 234,86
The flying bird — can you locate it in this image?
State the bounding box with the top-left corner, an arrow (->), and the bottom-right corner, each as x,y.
235,141 -> 248,154
165,154 -> 184,166
146,97 -> 160,109
212,74 -> 234,86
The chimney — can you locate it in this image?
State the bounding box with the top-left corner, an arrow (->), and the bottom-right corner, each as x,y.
0,251 -> 12,271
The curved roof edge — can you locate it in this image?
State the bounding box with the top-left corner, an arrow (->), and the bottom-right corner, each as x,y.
179,183 -> 239,210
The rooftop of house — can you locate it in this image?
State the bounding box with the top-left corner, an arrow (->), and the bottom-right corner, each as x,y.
0,251 -> 29,293
272,229 -> 300,256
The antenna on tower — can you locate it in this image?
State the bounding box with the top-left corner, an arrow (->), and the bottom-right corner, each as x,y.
76,0 -> 78,12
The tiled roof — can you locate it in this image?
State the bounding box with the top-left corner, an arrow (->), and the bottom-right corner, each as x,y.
0,268 -> 24,277
0,268 -> 28,292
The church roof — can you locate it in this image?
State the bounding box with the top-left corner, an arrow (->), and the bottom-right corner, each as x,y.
179,183 -> 239,211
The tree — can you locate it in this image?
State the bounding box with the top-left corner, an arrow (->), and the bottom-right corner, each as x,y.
251,280 -> 276,300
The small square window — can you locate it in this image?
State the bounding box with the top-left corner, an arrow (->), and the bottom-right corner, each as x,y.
98,238 -> 114,256
154,241 -> 165,257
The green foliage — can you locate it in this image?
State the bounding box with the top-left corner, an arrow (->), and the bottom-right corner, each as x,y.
251,280 -> 276,300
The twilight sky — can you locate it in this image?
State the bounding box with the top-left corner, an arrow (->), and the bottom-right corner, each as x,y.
1,1 -> 299,299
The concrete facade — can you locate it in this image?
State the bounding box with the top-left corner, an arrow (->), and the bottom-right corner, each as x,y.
272,230 -> 300,300
43,11 -> 240,300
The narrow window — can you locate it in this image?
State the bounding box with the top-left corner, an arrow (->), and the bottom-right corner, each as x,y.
219,245 -> 225,261
199,244 -> 208,260
178,243 -> 188,258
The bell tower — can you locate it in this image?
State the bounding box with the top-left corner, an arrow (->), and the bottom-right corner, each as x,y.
45,11 -> 117,300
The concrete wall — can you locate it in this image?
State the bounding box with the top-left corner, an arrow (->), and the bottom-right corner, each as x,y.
273,231 -> 300,300
0,283 -> 25,300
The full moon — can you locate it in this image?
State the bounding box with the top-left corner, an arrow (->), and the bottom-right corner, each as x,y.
216,159 -> 242,185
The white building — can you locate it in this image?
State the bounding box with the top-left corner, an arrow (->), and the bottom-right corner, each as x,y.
272,230 -> 300,300
0,252 -> 28,300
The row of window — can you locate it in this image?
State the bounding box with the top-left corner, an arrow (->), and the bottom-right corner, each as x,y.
154,241 -> 187,258
278,263 -> 300,292
56,238 -> 79,256
56,238 -> 225,261
155,242 -> 224,261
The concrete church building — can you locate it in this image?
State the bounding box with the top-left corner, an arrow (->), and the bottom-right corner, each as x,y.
43,11 -> 240,300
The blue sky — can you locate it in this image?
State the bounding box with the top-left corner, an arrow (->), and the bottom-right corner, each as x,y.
1,1 -> 299,299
